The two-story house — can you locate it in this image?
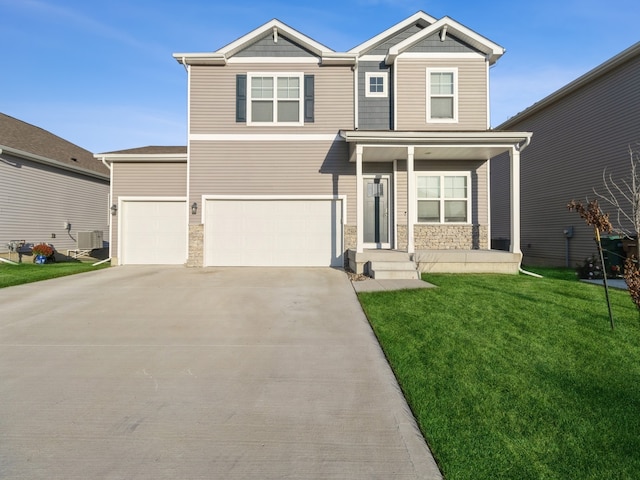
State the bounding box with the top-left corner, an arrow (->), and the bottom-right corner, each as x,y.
98,11 -> 531,274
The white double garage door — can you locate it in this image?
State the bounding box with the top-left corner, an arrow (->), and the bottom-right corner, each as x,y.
120,197 -> 344,267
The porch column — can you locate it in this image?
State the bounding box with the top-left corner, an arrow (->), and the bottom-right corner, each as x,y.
356,145 -> 364,253
510,146 -> 522,255
407,146 -> 415,254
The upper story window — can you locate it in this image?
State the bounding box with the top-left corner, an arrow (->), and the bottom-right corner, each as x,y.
417,173 -> 470,223
247,72 -> 304,125
426,68 -> 458,123
365,72 -> 388,98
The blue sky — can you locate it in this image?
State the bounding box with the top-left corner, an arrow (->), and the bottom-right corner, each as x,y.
1,0 -> 639,153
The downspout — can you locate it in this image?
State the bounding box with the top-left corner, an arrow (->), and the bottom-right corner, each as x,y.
514,135 -> 540,277
99,156 -> 113,265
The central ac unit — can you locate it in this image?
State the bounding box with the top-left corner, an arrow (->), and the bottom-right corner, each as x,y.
77,231 -> 104,250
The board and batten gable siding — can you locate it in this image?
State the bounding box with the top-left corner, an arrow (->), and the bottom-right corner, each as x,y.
0,152 -> 109,253
234,34 -> 316,58
368,24 -> 426,55
111,162 -> 187,258
189,63 -> 354,134
395,159 -> 489,227
358,61 -> 392,130
491,49 -> 640,267
406,32 -> 482,54
189,140 -> 355,224
395,57 -> 487,131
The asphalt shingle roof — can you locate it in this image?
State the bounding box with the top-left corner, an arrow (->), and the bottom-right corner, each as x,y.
0,112 -> 109,176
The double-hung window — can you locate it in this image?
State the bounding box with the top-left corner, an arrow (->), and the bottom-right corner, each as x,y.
248,73 -> 304,125
426,68 -> 458,123
417,173 -> 470,223
365,72 -> 388,98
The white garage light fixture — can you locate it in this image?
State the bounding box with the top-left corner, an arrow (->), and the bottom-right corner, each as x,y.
110,204 -> 117,215
191,202 -> 198,215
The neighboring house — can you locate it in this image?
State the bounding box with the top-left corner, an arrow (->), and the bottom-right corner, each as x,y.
99,11 -> 531,273
491,42 -> 640,268
0,113 -> 110,261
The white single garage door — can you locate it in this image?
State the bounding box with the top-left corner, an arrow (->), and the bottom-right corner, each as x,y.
120,200 -> 187,265
205,198 -> 343,267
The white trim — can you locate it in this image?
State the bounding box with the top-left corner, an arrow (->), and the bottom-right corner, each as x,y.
486,159 -> 491,246
353,61 -> 359,130
190,133 -> 342,142
217,19 -> 333,58
486,60 -> 491,129
414,172 -> 472,225
117,196 -> 188,266
510,147 -> 521,255
393,64 -> 398,130
202,195 -> 347,225
393,160 -> 398,249
95,154 -> 187,163
365,71 -> 388,98
356,146 -> 364,253
247,72 -> 304,126
407,146 -> 415,254
426,67 -> 458,124
227,57 -> 320,64
385,16 -> 504,65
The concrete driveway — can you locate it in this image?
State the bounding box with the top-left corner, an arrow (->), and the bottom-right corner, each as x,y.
0,266 -> 441,479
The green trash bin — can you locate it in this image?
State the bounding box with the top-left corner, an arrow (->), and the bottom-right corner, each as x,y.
600,235 -> 624,277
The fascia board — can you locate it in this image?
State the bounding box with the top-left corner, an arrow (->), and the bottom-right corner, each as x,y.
340,130 -> 532,145
385,16 -> 505,65
348,11 -> 438,54
321,52 -> 358,65
217,19 -> 334,58
173,53 -> 226,66
1,145 -> 109,180
94,153 -> 188,163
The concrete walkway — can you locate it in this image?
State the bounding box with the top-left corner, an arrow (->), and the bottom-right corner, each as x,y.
0,266 -> 442,479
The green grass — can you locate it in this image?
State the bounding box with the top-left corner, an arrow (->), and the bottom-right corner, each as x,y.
0,261 -> 109,288
358,269 -> 640,479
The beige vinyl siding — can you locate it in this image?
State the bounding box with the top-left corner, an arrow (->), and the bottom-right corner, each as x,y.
111,162 -> 187,257
395,57 -> 487,131
491,50 -> 640,266
189,140 -> 355,223
190,63 -> 354,134
395,160 -> 488,228
0,153 -> 109,254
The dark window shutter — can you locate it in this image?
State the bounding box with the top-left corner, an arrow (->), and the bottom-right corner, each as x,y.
236,74 -> 247,123
304,74 -> 314,123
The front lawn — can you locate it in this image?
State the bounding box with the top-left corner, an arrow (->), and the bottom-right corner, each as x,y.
0,261 -> 109,288
358,269 -> 640,479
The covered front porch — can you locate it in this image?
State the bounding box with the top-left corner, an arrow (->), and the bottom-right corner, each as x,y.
340,130 -> 532,276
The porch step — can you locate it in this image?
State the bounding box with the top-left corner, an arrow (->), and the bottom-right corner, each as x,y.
369,261 -> 420,280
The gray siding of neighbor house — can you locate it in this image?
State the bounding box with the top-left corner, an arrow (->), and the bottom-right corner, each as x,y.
490,48 -> 640,267
189,140 -> 356,225
358,61 -> 392,130
395,56 -> 487,131
0,152 -> 109,255
234,34 -> 316,57
110,161 -> 187,261
190,62 -> 353,134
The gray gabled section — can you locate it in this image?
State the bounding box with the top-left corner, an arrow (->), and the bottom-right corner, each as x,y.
234,33 -> 318,58
407,32 -> 482,54
358,61 -> 392,130
369,24 -> 425,55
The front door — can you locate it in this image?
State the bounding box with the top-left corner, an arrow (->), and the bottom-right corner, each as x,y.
363,176 -> 391,248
